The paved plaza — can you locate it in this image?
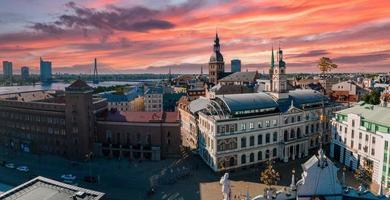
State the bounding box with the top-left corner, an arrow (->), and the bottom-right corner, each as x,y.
0,148 -> 381,200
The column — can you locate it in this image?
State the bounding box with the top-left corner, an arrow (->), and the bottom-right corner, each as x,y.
292,145 -> 296,161
298,143 -> 302,158
284,146 -> 289,162
304,143 -> 308,157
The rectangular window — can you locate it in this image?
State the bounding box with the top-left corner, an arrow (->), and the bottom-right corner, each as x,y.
350,141 -> 354,148
241,123 -> 246,131
258,135 -> 263,145
359,132 -> 362,139
365,135 -> 369,141
258,122 -> 263,128
272,120 -> 277,126
352,120 -> 355,127
371,148 -> 375,156
351,130 -> 354,138
273,132 -> 277,142
241,137 -> 247,148
358,143 -> 361,150
372,137 -> 375,144
249,122 -> 254,129
266,121 -> 270,127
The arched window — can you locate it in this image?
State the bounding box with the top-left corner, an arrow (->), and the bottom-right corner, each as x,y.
258,151 -> 262,160
290,129 -> 295,139
265,150 -> 270,159
241,154 -> 246,164
273,148 -> 277,157
250,153 -> 254,162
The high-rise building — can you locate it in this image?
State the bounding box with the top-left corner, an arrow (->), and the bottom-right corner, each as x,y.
40,57 -> 52,83
2,61 -> 13,80
208,33 -> 225,85
21,66 -> 29,80
231,59 -> 241,73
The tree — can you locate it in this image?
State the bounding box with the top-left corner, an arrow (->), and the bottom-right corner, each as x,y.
260,160 -> 280,190
318,57 -> 338,75
362,90 -> 380,105
354,161 -> 373,189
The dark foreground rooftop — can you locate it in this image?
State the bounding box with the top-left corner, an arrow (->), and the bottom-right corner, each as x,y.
0,176 -> 105,200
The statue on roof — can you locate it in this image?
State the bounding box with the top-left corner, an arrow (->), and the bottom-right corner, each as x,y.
220,173 -> 231,200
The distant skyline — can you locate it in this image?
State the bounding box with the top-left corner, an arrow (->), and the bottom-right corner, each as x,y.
0,0 -> 389,74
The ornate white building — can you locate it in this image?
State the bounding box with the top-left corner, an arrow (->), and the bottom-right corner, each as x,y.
196,47 -> 342,171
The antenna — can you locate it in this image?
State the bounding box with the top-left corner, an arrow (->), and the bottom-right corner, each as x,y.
93,58 -> 99,84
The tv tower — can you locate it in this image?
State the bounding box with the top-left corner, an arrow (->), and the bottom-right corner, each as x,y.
93,58 -> 99,84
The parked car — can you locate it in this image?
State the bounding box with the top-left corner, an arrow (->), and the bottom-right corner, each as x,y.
61,174 -> 77,181
16,166 -> 29,172
5,163 -> 15,169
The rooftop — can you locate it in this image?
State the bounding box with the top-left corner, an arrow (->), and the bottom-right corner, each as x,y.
0,176 -> 104,200
65,79 -> 93,92
101,110 -> 179,123
145,87 -> 163,95
219,71 -> 258,83
216,93 -> 278,113
336,103 -> 390,126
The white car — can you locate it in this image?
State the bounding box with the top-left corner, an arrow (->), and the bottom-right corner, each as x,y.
16,166 -> 29,172
5,163 -> 15,169
61,174 -> 76,181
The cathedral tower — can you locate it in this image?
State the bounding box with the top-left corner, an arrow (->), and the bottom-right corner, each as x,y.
208,33 -> 225,85
272,47 -> 287,93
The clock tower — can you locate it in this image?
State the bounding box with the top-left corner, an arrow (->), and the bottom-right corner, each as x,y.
272,47 -> 287,93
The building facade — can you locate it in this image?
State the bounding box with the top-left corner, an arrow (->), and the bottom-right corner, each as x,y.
0,80 -> 107,160
21,66 -> 29,80
331,102 -> 390,188
144,87 -> 163,112
95,111 -> 180,160
231,59 -> 241,73
197,91 -> 339,172
2,61 -> 13,80
331,80 -> 368,103
40,57 -> 52,83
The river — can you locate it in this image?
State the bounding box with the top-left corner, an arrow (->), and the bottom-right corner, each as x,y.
0,80 -> 156,95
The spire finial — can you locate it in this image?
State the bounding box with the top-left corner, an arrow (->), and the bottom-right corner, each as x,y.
270,44 -> 275,68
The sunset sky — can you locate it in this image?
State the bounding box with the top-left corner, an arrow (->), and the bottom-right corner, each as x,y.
0,0 -> 389,74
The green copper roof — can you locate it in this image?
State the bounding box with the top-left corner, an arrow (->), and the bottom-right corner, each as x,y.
336,103 -> 390,126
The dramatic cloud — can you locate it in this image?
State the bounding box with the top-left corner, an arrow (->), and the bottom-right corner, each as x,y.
0,0 -> 390,73
32,1 -> 175,36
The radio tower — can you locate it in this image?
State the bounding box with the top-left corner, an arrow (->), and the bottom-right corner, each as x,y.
93,58 -> 99,84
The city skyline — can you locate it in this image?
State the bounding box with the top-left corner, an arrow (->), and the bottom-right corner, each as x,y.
0,0 -> 389,74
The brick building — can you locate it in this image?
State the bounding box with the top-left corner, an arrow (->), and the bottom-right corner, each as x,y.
95,110 -> 181,160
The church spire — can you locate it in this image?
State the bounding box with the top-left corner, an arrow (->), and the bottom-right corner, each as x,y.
214,32 -> 220,52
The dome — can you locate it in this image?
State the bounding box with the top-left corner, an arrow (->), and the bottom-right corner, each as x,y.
210,51 -> 224,62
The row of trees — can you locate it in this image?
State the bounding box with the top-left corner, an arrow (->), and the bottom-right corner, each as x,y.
258,159 -> 373,194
